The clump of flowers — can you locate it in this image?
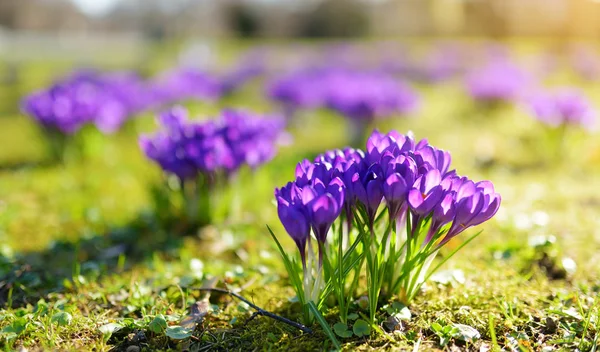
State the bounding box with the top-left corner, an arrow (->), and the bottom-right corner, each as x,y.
140,106 -> 284,228
270,130 -> 500,327
21,69 -> 146,160
465,60 -> 531,106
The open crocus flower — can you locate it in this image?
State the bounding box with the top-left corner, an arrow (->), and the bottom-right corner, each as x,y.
407,169 -> 445,216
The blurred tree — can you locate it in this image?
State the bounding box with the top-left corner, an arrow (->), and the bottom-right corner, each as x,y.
0,1 -> 18,29
226,3 -> 260,38
299,0 -> 369,37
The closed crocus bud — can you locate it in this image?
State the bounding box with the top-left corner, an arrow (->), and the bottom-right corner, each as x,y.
383,173 -> 409,218
413,145 -> 452,176
310,193 -> 342,244
443,181 -> 501,243
470,181 -> 501,226
276,196 -> 310,264
445,192 -> 485,240
408,169 -> 445,216
353,163 -> 385,224
295,159 -> 314,185
424,192 -> 456,244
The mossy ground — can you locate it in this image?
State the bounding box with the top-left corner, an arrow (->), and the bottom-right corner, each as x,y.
0,41 -> 599,351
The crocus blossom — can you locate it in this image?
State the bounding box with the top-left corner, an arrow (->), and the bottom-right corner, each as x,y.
272,129 -> 501,325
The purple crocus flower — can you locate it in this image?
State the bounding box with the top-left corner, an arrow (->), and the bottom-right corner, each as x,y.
276,182 -> 311,265
276,162 -> 345,264
412,145 -> 453,176
424,192 -> 456,244
140,106 -> 284,181
310,177 -> 345,244
440,180 -> 501,245
528,89 -> 596,130
382,154 -> 418,219
407,169 -> 445,216
365,130 -> 417,165
353,163 -> 385,226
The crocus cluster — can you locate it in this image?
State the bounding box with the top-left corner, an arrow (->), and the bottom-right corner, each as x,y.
21,69 -> 146,135
272,130 -> 500,325
140,106 -> 284,181
528,89 -> 597,130
465,60 -> 531,104
268,68 -> 418,122
140,106 -> 285,227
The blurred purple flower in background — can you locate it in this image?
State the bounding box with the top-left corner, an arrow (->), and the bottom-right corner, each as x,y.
528,88 -> 597,130
465,60 -> 532,104
22,69 -> 146,134
570,46 -> 600,81
325,71 -> 418,122
268,67 -> 418,125
139,106 -> 285,181
147,67 -> 224,108
267,67 -> 333,115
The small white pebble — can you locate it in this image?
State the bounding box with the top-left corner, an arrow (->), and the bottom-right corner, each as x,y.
513,213 -> 532,230
531,211 -> 550,227
561,257 -> 577,274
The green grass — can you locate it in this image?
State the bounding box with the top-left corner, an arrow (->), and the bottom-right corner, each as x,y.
1,48 -> 600,351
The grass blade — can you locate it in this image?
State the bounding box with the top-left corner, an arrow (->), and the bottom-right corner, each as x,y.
308,301 -> 341,350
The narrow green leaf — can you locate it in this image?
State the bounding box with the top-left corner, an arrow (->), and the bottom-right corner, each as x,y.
423,230 -> 483,284
307,301 -> 341,350
267,225 -> 305,303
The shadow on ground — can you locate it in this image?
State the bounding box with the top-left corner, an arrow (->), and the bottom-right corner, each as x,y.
0,213 -> 198,308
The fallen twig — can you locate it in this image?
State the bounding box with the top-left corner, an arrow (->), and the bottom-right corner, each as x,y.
189,287 -> 313,334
